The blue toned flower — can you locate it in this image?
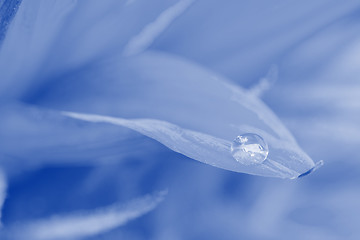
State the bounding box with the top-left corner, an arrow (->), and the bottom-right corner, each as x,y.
0,0 -> 359,239
0,0 -> 317,180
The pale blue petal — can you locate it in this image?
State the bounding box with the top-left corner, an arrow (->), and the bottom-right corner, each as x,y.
23,51 -> 315,178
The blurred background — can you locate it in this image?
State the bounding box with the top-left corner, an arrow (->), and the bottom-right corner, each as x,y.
0,0 -> 360,239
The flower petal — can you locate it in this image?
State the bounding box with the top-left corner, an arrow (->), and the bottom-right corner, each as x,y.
25,51 -> 315,178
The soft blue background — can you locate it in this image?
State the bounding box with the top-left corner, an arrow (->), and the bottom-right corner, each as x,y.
0,0 -> 360,239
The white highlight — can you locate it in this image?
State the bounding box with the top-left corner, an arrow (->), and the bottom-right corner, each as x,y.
249,65 -> 278,97
16,191 -> 167,240
0,169 -> 7,227
123,0 -> 194,56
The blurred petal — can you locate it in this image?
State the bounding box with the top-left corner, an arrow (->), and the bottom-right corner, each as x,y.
0,169 -> 6,226
0,102 -> 164,174
123,0 -> 195,56
151,0 -> 360,85
0,0 -> 76,97
0,0 -> 192,98
5,191 -> 166,240
0,0 -> 21,46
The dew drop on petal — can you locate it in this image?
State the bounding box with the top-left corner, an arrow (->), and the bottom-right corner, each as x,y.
231,133 -> 269,165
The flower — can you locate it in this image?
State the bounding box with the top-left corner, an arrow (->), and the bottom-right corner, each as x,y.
0,0 -> 359,239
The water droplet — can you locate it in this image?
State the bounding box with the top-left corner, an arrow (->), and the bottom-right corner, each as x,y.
231,133 -> 269,165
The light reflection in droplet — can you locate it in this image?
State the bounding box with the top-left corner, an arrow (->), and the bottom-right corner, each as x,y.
231,133 -> 269,165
